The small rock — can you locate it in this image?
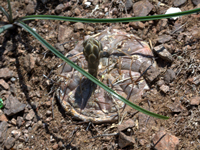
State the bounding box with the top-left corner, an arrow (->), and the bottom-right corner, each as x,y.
55,4 -> 64,15
192,0 -> 200,5
55,43 -> 65,54
25,109 -> 35,121
164,69 -> 176,84
24,54 -> 36,72
139,61 -> 160,83
125,0 -> 133,11
86,26 -> 95,32
25,121 -> 32,128
160,85 -> 169,93
168,101 -> 186,113
3,95 -> 26,116
173,0 -> 187,7
157,35 -> 172,44
58,25 -> 73,42
190,97 -> 200,105
46,110 -> 52,116
157,80 -> 165,87
10,118 -> 17,125
58,141 -> 64,148
188,75 -> 200,85
0,113 -> 8,122
153,45 -> 173,62
0,79 -> 9,90
118,119 -> 135,132
25,1 -> 37,15
74,22 -> 84,30
11,130 -> 21,139
17,143 -> 24,149
133,0 -> 153,17
0,121 -> 8,143
129,21 -> 145,29
156,19 -> 168,32
17,116 -> 24,127
4,136 -> 16,149
0,68 -> 14,79
10,77 -> 16,82
152,130 -> 179,150
74,7 -> 81,16
52,144 -> 59,150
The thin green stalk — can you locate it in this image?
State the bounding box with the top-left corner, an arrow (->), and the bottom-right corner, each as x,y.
19,8 -> 200,23
0,24 -> 13,34
7,0 -> 13,23
16,21 -> 169,120
0,6 -> 10,21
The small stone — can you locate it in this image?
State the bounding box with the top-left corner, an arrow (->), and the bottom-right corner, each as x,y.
152,130 -> 179,150
0,121 -> 8,143
168,101 -> 186,113
0,113 -> 8,122
10,77 -> 16,82
153,45 -> 173,62
17,116 -> 24,127
129,21 -> 145,29
17,143 -> 24,149
86,26 -> 95,31
164,69 -> 176,84
26,1 -> 37,15
4,136 -> 16,149
74,22 -> 84,30
74,7 -> 81,16
190,97 -> 200,105
25,109 -> 35,121
160,85 -> 169,93
118,119 -> 135,132
192,0 -> 200,6
55,4 -> 64,15
0,68 -> 14,79
133,0 -> 153,17
46,110 -> 52,116
157,35 -> 172,43
125,0 -> 133,11
11,130 -> 21,139
55,43 -> 65,54
173,0 -> 187,7
0,79 -> 9,90
24,54 -> 36,72
52,144 -> 59,150
58,25 -> 73,42
10,118 -> 17,125
58,141 -> 64,148
188,75 -> 200,85
3,95 -> 26,116
157,80 -> 165,87
25,121 -> 32,128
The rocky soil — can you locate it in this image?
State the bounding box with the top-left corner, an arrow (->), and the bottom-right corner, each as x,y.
0,0 -> 200,149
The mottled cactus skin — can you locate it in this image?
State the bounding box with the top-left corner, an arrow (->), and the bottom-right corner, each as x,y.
83,38 -> 103,77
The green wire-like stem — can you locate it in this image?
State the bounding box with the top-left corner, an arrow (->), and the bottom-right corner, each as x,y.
19,8 -> 200,23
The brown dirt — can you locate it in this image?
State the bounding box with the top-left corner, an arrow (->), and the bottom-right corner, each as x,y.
0,0 -> 200,149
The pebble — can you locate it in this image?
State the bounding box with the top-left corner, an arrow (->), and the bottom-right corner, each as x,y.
133,0 -> 153,16
152,130 -> 179,150
4,136 -> 16,149
25,1 -> 37,15
153,45 -> 173,62
173,0 -> 187,7
160,84 -> 169,93
25,109 -> 35,121
192,0 -> 200,6
10,118 -> 17,125
0,68 -> 14,79
52,144 -> 59,150
17,116 -> 24,127
74,22 -> 84,30
164,69 -> 176,84
46,110 -> 52,116
3,95 -> 26,116
157,35 -> 172,44
23,54 -> 36,72
157,80 -> 165,87
58,25 -> 73,42
125,0 -> 133,11
10,77 -> 16,82
55,4 -> 64,15
11,130 -> 21,139
190,97 -> 200,105
0,79 -> 9,90
0,121 -> 8,143
129,21 -> 145,29
74,7 -> 81,16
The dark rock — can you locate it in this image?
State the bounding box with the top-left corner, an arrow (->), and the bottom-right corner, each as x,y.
192,0 -> 200,5
4,136 -> 15,149
153,45 -> 173,62
133,0 -> 153,17
3,95 -> 26,116
164,69 -> 176,84
54,43 -> 65,54
0,68 -> 14,79
139,61 -> 160,83
125,0 -> 133,11
58,25 -> 73,42
157,35 -> 172,43
55,4 -> 64,15
174,0 -> 187,7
